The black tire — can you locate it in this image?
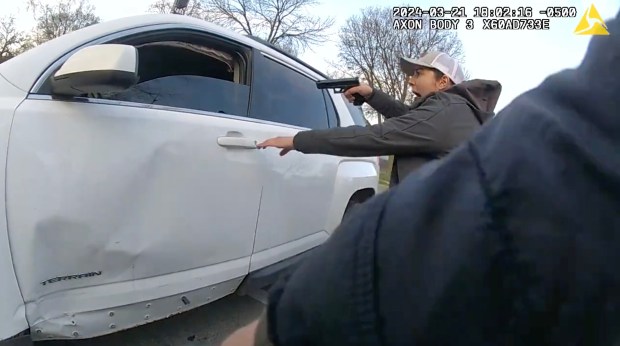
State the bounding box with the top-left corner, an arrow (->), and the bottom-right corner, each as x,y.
342,200 -> 360,222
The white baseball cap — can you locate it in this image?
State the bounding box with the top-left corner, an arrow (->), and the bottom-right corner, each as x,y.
400,51 -> 465,84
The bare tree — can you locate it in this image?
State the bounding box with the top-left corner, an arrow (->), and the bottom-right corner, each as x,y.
0,16 -> 34,63
148,0 -> 213,19
337,6 -> 466,111
151,0 -> 334,56
27,0 -> 100,44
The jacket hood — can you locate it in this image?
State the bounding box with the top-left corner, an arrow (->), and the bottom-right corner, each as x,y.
445,79 -> 502,123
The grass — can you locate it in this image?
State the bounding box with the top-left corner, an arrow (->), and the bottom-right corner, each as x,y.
378,182 -> 389,192
378,155 -> 393,191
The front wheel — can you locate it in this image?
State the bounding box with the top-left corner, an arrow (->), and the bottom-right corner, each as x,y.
342,200 -> 361,222
341,188 -> 376,222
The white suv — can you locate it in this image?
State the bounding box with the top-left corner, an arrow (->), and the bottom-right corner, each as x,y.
0,14 -> 379,344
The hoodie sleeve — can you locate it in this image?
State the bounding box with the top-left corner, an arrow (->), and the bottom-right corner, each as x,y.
365,88 -> 413,119
293,95 -> 458,157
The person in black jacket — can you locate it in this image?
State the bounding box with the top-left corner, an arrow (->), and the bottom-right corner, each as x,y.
223,9 -> 620,346
257,51 -> 502,187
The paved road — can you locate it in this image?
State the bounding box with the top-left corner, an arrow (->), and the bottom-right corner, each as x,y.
37,294 -> 265,346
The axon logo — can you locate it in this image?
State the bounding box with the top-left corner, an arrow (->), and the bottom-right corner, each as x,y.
574,4 -> 609,35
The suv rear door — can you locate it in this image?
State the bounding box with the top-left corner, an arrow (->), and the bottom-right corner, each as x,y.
246,51 -> 340,271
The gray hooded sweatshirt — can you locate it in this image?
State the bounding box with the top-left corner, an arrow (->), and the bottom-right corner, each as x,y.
293,79 -> 502,186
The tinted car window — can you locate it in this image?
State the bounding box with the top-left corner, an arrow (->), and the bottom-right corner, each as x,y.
250,55 -> 330,129
108,75 -> 250,116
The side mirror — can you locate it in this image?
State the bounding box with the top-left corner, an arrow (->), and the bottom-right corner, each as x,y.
51,44 -> 139,97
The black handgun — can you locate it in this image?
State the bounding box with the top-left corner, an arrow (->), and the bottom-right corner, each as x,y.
316,77 -> 365,106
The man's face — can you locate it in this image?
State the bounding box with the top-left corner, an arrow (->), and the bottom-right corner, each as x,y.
408,68 -> 451,98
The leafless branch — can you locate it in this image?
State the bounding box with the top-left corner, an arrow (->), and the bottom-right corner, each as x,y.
27,0 -> 100,44
337,6 -> 465,107
148,0 -> 218,22
0,16 -> 34,63
200,0 -> 334,56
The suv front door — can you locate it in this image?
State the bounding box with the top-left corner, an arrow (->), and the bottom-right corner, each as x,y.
6,29 -> 264,326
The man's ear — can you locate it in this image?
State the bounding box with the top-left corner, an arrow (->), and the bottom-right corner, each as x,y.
439,75 -> 452,89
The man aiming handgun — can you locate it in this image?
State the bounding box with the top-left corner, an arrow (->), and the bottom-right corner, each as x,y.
257,51 -> 502,187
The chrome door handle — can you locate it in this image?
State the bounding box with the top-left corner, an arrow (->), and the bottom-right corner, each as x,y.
217,136 -> 258,149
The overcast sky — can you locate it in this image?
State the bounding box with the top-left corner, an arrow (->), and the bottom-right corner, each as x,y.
2,0 -> 618,112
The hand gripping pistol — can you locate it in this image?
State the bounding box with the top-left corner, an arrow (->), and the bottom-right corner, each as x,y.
316,77 -> 365,106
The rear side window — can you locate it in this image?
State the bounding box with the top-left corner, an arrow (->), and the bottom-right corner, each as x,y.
323,92 -> 369,127
250,54 -> 330,129
322,90 -> 339,127
344,99 -> 370,126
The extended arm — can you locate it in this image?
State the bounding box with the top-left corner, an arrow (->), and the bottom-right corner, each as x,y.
293,96 -> 455,157
365,88 -> 415,119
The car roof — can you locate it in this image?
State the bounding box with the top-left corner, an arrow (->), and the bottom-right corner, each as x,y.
0,14 -> 325,92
